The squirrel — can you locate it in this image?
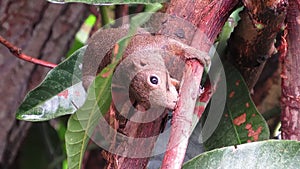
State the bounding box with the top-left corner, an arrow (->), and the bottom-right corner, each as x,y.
82,26 -> 210,111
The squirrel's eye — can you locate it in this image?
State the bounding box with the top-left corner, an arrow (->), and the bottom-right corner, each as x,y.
149,75 -> 159,85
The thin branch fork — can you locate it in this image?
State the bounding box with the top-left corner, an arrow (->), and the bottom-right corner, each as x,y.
0,35 -> 57,68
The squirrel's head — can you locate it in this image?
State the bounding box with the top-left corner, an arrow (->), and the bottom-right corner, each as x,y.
129,69 -> 178,110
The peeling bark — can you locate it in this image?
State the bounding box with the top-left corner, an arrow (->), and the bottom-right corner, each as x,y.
281,0 -> 300,140
0,1 -> 89,168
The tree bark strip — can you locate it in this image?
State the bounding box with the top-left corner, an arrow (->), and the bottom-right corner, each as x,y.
0,1 -> 89,168
281,0 -> 300,140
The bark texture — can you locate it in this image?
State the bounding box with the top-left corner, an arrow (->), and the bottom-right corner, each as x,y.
0,1 -> 89,168
228,0 -> 287,89
281,0 -> 300,140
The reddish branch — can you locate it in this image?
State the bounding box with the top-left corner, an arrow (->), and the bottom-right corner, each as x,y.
161,0 -> 238,168
281,0 -> 300,140
162,60 -> 204,169
0,35 -> 57,68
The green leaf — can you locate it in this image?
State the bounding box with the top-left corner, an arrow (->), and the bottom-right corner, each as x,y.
215,7 -> 243,57
65,12 -> 158,169
47,0 -> 167,5
183,140 -> 300,169
65,67 -> 113,169
203,63 -> 270,150
16,47 -> 87,121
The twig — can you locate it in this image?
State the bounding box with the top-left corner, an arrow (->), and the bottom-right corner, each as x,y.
162,60 -> 204,169
0,35 -> 57,68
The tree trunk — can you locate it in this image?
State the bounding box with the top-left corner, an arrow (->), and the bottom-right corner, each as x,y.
281,0 -> 300,140
0,1 -> 89,168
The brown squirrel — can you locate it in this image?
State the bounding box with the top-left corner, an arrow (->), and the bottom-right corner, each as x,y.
82,26 -> 210,111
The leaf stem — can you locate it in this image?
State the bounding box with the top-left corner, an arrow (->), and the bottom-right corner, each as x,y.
100,6 -> 110,27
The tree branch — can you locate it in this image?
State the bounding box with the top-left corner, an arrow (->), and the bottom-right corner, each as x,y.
0,35 -> 57,68
161,0 -> 238,168
162,60 -> 204,169
281,0 -> 300,140
227,0 -> 287,89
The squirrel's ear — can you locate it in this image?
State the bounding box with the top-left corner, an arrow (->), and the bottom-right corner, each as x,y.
131,58 -> 146,70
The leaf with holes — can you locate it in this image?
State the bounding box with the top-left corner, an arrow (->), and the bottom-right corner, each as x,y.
202,63 -> 270,150
183,140 -> 300,169
16,46 -> 87,121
